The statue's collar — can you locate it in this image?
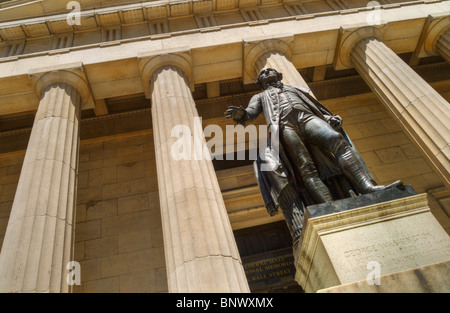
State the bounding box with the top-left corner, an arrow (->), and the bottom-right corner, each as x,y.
265,81 -> 284,90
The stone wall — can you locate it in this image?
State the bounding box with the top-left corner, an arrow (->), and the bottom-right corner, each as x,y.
72,132 -> 166,292
0,153 -> 23,251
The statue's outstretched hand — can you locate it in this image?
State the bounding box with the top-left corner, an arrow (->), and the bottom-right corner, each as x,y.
225,106 -> 246,125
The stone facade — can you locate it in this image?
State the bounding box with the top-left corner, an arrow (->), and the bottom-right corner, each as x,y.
0,0 -> 449,293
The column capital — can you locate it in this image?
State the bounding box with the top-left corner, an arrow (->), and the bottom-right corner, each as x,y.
243,35 -> 294,84
334,25 -> 386,70
28,62 -> 94,110
414,14 -> 450,58
138,48 -> 192,99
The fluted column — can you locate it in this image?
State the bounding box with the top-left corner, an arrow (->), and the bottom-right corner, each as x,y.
256,50 -> 309,88
350,36 -> 450,188
436,28 -> 450,63
244,38 -> 311,91
144,55 -> 249,292
0,81 -> 82,292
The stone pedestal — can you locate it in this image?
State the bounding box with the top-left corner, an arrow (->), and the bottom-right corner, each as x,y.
294,186 -> 450,293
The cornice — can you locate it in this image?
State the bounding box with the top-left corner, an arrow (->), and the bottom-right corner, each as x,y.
0,0 -> 437,43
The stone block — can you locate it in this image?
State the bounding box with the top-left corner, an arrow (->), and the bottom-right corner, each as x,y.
151,226 -> 165,248
145,159 -> 157,178
89,148 -> 116,161
101,177 -> 157,200
0,216 -> 9,236
346,105 -> 373,117
127,249 -> 154,272
77,171 -> 88,188
119,269 -> 156,293
75,204 -> 86,223
0,167 -> 7,177
75,219 -> 102,242
100,254 -> 130,278
150,246 -> 166,268
73,241 -> 84,261
357,120 -> 389,137
79,258 -> 102,282
118,230 -> 152,254
353,132 -> 411,153
88,166 -> 117,186
375,147 -> 407,165
371,158 -> 433,182
147,191 -> 160,212
344,111 -> 390,126
101,211 -> 154,237
83,276 -> 120,293
86,199 -> 118,221
85,236 -> 119,260
78,159 -> 103,172
155,267 -> 168,292
76,186 -> 102,204
0,201 -> 12,218
118,193 -> 149,215
116,161 -> 146,182
0,182 -> 17,202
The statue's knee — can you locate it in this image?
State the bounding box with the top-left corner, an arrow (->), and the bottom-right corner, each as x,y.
299,162 -> 320,178
330,137 -> 348,155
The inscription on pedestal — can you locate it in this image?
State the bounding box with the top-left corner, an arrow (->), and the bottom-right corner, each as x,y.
328,219 -> 450,283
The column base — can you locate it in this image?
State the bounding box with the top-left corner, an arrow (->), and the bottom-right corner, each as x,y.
294,185 -> 450,293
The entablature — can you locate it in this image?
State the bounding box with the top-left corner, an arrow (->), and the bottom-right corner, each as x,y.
0,1 -> 448,116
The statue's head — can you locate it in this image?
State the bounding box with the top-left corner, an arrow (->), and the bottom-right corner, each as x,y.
255,67 -> 283,90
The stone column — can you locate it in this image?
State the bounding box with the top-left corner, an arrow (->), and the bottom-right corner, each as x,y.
140,53 -> 250,293
0,67 -> 90,292
436,28 -> 450,63
416,15 -> 450,64
256,50 -> 309,88
244,38 -> 311,90
347,33 -> 450,188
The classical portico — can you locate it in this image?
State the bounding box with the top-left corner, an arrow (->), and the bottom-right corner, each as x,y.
0,0 -> 449,293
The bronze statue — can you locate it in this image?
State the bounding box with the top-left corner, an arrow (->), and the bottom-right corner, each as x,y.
225,67 -> 402,247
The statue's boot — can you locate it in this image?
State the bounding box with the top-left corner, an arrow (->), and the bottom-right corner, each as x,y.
336,145 -> 403,194
301,166 -> 334,203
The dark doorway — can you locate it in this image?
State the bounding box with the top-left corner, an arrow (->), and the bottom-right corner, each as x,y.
234,221 -> 304,293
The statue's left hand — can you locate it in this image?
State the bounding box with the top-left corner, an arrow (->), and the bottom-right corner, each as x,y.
329,115 -> 343,128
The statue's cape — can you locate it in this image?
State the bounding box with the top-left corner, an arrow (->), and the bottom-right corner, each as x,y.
253,86 -> 374,216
